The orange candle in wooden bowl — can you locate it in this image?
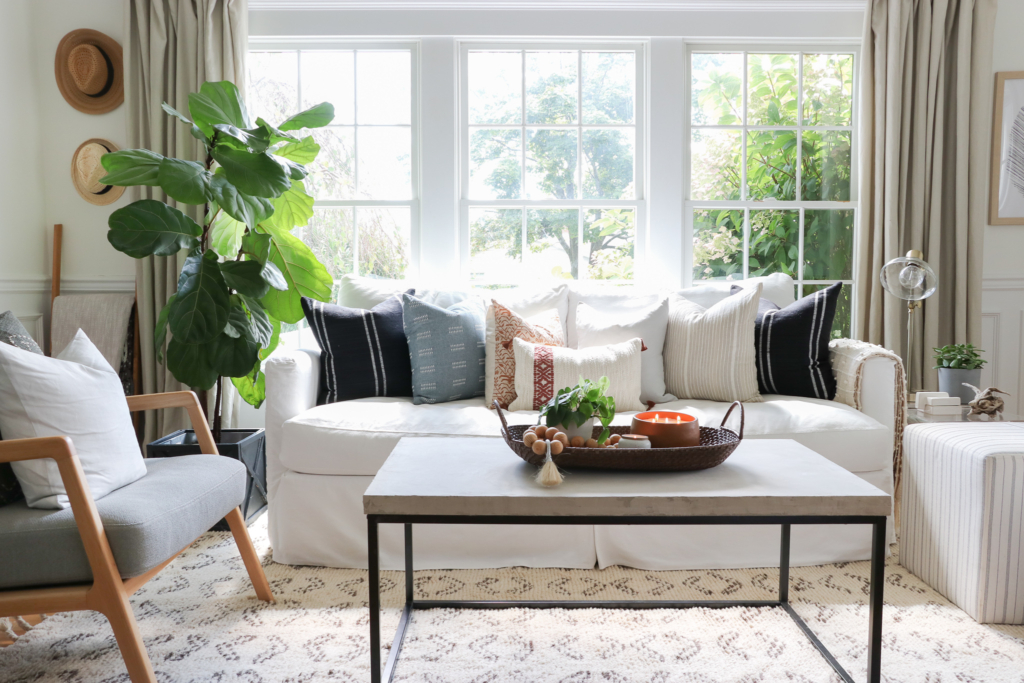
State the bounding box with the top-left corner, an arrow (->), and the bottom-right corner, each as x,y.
630,411 -> 700,448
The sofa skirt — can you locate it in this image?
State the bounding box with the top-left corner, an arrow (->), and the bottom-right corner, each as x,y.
270,467 -> 892,571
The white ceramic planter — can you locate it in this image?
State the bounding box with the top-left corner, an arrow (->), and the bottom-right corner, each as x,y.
555,417 -> 595,441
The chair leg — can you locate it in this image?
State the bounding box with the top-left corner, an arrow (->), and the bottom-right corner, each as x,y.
101,590 -> 157,683
225,507 -> 275,602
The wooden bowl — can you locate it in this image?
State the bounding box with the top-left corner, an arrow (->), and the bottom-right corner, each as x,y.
630,411 -> 700,448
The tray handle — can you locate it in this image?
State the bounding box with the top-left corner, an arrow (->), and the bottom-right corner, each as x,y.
720,401 -> 745,440
493,399 -> 510,434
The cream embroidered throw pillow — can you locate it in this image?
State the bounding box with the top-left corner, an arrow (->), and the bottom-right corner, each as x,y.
488,301 -> 564,409
508,337 -> 646,413
664,283 -> 763,403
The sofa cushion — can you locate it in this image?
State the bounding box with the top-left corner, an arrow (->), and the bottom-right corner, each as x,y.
0,455 -> 245,590
280,393 -> 891,476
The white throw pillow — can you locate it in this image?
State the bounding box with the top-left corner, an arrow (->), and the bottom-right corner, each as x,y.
730,273 -> 795,308
484,284 -> 570,402
0,330 -> 146,509
576,299 -> 675,405
338,274 -> 476,310
508,337 -> 646,413
664,284 -> 764,403
565,285 -> 661,348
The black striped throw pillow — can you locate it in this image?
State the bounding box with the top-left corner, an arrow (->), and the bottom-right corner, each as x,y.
301,292 -> 415,405
749,282 -> 842,400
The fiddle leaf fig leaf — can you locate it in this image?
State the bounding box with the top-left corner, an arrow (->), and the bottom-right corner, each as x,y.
220,260 -> 271,299
255,117 -> 299,143
209,174 -> 274,228
166,338 -> 219,390
261,180 -> 314,231
168,251 -> 231,344
211,147 -> 290,198
277,102 -> 335,132
232,365 -> 266,408
157,157 -> 212,205
154,293 -> 176,363
107,199 -> 201,258
213,123 -> 270,153
241,230 -> 272,263
275,155 -> 308,181
261,260 -> 288,291
208,210 -> 246,258
188,81 -> 249,137
260,225 -> 333,323
273,136 -> 320,164
100,149 -> 164,186
211,324 -> 261,378
162,102 -> 192,125
240,295 -> 274,346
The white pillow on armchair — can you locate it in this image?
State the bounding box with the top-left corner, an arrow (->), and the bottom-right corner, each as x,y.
0,329 -> 146,509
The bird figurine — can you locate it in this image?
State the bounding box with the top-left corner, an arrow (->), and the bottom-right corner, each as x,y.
963,384 -> 1010,416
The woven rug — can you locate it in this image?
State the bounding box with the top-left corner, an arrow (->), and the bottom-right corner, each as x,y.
2,518 -> 1023,683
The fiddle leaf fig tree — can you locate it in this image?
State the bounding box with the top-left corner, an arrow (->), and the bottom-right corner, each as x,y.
102,81 -> 334,412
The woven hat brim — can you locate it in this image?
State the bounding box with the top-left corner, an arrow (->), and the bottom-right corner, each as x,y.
55,29 -> 124,115
71,138 -> 125,206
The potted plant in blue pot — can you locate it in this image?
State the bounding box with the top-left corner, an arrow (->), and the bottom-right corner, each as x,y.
932,343 -> 988,405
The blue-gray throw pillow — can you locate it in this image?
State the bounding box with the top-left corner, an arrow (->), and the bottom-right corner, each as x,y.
402,293 -> 486,405
302,292 -> 415,405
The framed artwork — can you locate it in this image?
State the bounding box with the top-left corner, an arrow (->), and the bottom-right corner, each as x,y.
990,71 -> 1024,225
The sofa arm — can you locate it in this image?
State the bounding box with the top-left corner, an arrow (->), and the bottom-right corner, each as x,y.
830,338 -> 907,520
264,348 -> 320,505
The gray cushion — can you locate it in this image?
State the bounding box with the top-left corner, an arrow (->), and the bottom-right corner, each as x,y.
0,454 -> 245,590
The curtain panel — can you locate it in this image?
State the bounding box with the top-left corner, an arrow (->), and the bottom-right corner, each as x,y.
856,0 -> 997,390
125,0 -> 248,442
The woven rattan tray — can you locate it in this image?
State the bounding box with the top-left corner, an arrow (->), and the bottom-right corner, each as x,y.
493,400 -> 744,472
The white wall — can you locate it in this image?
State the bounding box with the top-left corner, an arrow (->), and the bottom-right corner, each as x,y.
0,0 -> 48,339
0,0 -> 134,347
980,0 -> 1024,415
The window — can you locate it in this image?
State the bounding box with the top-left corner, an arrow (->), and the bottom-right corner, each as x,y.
688,49 -> 856,337
461,44 -> 644,286
247,45 -> 417,298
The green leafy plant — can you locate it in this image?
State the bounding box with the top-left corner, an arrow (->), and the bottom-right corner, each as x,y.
539,376 -> 617,444
101,81 -> 335,419
932,344 -> 987,370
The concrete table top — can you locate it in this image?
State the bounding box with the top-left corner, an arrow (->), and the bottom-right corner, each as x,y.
363,437 -> 892,518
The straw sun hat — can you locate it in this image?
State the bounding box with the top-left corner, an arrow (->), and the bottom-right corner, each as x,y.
71,139 -> 125,206
54,29 -> 124,115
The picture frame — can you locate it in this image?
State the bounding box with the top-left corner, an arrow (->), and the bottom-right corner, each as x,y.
990,71 -> 1024,225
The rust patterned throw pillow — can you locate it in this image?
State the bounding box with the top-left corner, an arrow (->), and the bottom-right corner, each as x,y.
489,301 -> 564,409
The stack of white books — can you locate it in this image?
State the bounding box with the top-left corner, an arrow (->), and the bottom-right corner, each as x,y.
915,392 -> 963,415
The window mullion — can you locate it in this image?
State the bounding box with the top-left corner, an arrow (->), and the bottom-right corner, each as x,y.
741,51 -> 748,202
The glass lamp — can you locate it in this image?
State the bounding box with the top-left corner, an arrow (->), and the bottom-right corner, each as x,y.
879,249 -> 937,396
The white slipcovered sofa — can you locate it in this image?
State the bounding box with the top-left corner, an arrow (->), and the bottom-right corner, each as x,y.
265,276 -> 901,571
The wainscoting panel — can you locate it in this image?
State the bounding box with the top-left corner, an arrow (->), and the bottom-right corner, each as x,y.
982,278 -> 1024,416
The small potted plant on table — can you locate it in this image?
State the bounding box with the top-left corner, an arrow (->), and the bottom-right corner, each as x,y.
933,343 -> 988,405
539,376 -> 617,445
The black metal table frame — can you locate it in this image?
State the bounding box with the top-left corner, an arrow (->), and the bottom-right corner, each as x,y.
368,514 -> 887,683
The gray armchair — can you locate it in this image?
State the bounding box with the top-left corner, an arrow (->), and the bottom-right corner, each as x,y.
0,391 -> 274,683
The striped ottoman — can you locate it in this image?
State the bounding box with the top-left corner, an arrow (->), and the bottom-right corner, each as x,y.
901,422 -> 1024,624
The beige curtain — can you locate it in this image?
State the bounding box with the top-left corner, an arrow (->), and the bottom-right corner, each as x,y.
126,0 -> 248,442
856,0 -> 996,390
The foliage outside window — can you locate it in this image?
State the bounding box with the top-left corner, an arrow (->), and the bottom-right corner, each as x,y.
248,47 -> 416,299
690,50 -> 856,337
463,46 -> 643,286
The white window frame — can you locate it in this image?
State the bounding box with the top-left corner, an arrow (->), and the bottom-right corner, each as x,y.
458,40 -> 647,285
684,42 -> 860,334
248,37 -> 422,280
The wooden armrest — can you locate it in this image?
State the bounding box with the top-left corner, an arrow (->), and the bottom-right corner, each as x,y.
126,391 -> 219,456
0,436 -> 77,465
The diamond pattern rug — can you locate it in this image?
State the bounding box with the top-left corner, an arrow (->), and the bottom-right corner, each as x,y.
1,517 -> 1023,683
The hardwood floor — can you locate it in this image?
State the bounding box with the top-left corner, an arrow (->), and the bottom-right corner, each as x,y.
0,614 -> 45,647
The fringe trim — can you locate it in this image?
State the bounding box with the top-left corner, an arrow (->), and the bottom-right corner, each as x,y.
830,339 -> 907,531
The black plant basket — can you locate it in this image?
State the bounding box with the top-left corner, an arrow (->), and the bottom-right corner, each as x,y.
147,428 -> 267,531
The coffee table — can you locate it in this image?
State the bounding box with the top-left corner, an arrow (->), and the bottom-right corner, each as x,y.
364,437 -> 891,683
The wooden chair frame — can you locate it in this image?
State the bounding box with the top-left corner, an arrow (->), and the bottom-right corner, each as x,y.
0,391 -> 274,683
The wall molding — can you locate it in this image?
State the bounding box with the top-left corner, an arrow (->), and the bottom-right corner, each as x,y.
250,0 -> 865,11
982,276 -> 1024,291
0,277 -> 135,294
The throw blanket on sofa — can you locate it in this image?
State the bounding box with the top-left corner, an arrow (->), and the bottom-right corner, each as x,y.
830,338 -> 907,528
